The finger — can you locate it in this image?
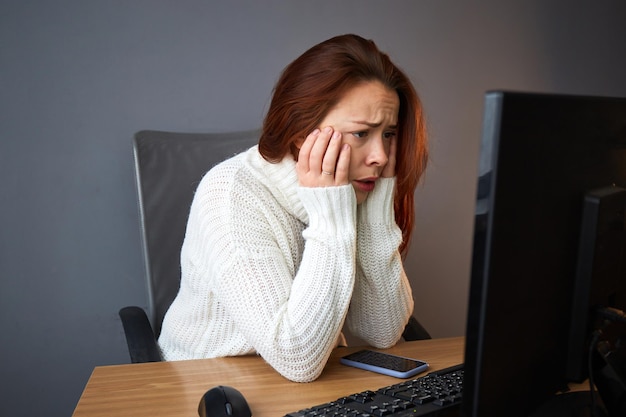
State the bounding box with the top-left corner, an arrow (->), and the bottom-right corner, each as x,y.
296,129 -> 320,173
309,126 -> 333,172
334,143 -> 351,184
382,136 -> 397,178
321,130 -> 342,175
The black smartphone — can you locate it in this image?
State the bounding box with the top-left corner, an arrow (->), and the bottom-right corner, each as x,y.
340,349 -> 429,378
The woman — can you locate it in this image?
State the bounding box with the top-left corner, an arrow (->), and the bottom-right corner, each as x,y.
158,34 -> 428,383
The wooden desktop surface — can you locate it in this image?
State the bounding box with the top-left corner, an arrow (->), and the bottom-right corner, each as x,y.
73,337 -> 465,417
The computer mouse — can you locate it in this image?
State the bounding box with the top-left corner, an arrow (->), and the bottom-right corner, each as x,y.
198,385 -> 252,417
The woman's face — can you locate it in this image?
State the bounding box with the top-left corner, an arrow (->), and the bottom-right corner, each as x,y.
318,81 -> 400,203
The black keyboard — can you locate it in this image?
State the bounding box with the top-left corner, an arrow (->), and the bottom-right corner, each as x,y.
285,364 -> 464,417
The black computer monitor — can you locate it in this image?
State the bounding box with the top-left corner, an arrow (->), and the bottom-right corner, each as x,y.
462,91 -> 626,417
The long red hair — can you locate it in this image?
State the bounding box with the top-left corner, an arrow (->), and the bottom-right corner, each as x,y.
258,34 -> 428,256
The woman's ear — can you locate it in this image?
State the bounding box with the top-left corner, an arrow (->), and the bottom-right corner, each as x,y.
294,136 -> 305,150
291,137 -> 305,160
290,140 -> 302,161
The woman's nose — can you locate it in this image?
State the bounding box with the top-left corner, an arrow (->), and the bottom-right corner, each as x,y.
366,136 -> 389,166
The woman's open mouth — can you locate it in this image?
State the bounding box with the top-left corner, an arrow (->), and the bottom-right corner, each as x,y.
353,178 -> 377,192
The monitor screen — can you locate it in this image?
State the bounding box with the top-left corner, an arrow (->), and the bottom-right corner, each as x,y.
462,91 -> 626,417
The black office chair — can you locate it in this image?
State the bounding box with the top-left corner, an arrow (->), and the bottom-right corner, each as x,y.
119,129 -> 430,364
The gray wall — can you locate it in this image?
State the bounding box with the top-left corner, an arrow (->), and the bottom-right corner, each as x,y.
2,1 -> 625,416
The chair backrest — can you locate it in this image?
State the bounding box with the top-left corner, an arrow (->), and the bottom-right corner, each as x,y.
133,129 -> 260,336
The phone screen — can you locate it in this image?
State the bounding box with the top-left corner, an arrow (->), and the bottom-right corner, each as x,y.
340,350 -> 429,378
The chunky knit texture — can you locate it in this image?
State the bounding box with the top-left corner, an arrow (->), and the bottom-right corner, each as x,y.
158,146 -> 414,382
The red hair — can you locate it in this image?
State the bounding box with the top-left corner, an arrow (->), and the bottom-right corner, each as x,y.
258,34 -> 428,256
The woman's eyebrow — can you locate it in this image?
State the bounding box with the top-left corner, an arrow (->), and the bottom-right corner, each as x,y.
350,120 -> 397,129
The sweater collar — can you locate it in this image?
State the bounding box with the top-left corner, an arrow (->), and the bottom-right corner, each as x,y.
245,146 -> 308,223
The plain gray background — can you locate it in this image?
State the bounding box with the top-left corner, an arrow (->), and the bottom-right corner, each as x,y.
2,1 -> 626,416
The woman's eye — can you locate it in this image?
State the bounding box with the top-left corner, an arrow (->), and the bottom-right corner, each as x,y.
351,130 -> 396,140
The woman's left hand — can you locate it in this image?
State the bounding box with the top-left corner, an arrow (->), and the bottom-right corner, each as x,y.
381,136 -> 397,178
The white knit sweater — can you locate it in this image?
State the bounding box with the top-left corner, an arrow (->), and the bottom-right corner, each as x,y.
158,145 -> 414,382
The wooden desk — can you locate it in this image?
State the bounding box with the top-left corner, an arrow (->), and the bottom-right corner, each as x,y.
73,337 -> 464,417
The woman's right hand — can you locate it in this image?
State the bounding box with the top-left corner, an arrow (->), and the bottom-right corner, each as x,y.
296,126 -> 351,188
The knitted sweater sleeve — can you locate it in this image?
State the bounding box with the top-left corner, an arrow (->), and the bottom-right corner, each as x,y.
177,167 -> 358,383
347,177 -> 414,347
